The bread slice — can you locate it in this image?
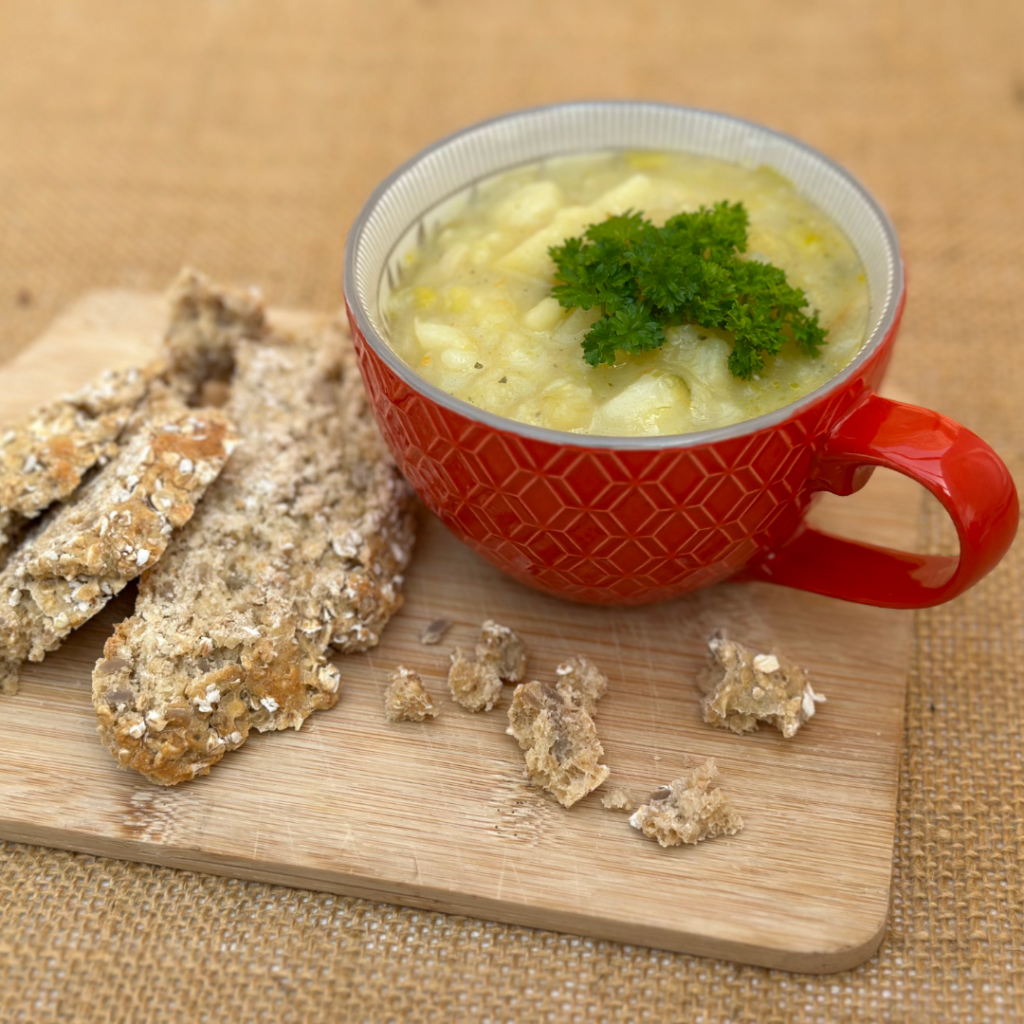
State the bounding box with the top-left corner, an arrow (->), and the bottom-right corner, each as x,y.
0,364 -> 161,561
0,387 -> 237,693
93,317 -> 416,785
0,267 -> 259,568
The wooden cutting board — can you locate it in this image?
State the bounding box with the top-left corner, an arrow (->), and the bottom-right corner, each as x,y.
0,291 -> 920,973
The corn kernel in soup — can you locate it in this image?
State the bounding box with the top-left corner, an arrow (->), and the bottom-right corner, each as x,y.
386,152 -> 870,436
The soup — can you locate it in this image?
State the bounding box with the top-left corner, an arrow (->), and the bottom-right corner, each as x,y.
385,152 -> 869,436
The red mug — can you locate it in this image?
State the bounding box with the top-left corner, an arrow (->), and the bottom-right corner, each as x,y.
344,103 -> 1017,608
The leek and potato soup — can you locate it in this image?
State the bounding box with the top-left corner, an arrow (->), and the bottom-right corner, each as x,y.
385,152 -> 869,437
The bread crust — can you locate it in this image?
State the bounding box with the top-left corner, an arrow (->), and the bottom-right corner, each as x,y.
163,267 -> 266,397
93,317 -> 416,785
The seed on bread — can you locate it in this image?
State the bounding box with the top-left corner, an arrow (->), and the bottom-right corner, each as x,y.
163,267 -> 266,399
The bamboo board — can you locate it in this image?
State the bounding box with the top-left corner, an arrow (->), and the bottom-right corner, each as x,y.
0,291 -> 920,973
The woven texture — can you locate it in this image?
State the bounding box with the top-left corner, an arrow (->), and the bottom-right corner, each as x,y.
1,1 -> 1022,1020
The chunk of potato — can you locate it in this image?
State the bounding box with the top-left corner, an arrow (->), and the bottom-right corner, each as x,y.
591,372 -> 691,436
524,296 -> 564,332
414,320 -> 474,351
662,330 -> 746,429
496,181 -> 564,229
540,380 -> 595,432
496,176 -> 679,280
440,348 -> 479,371
497,206 -> 600,279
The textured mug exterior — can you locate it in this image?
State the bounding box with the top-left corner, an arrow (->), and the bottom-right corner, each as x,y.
348,302 -> 898,605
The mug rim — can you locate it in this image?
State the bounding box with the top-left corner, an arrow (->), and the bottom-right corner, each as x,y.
344,100 -> 905,452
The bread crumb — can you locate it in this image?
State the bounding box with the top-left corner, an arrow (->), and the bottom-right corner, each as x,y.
448,647 -> 502,712
601,787 -> 637,812
445,619 -> 529,712
506,679 -> 609,808
476,619 -> 527,682
699,631 -> 825,738
384,665 -> 438,722
554,655 -> 608,714
629,759 -> 743,847
419,617 -> 452,645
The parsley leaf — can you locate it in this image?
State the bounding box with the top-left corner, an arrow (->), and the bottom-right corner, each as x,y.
548,201 -> 827,379
582,299 -> 666,367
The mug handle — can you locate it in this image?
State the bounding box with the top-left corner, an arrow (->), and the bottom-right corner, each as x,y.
741,392 -> 1019,608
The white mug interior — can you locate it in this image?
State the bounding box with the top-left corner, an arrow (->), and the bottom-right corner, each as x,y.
345,102 -> 904,450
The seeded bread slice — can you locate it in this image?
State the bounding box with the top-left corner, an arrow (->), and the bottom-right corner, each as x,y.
0,267 -> 261,568
93,318 -> 417,785
0,364 -> 161,561
0,388 -> 237,694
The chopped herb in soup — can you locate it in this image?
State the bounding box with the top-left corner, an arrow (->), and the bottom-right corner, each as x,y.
549,203 -> 826,379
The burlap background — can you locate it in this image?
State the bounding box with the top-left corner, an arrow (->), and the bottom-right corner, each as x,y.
1,2 -> 1021,1021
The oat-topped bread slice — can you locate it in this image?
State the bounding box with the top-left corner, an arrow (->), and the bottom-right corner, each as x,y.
164,267 -> 266,399
0,364 -> 161,560
94,318 -> 417,785
0,267 -> 263,566
0,388 -> 237,694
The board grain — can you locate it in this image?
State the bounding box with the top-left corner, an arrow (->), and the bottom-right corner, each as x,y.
0,291 -> 920,972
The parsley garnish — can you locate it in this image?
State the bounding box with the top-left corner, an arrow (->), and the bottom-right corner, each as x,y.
548,202 -> 826,380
